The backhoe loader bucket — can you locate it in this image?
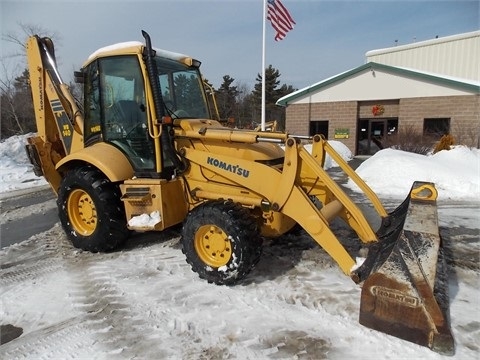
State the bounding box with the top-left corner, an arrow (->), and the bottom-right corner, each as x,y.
352,182 -> 454,355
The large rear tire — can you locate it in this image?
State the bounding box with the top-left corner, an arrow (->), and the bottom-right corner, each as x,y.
181,200 -> 262,285
57,166 -> 129,252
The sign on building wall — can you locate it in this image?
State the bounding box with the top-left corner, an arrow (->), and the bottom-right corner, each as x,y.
334,128 -> 350,139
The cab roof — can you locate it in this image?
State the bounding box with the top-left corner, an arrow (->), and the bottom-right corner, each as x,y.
84,41 -> 198,67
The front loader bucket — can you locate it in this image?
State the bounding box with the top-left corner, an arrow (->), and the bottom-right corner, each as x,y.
353,182 -> 454,355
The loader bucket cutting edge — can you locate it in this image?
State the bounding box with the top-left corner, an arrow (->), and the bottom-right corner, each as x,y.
354,182 -> 454,355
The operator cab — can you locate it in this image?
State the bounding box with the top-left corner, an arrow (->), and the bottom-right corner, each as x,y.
79,43 -> 210,177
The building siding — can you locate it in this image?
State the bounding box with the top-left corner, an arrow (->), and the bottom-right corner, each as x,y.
286,95 -> 479,153
366,31 -> 480,81
399,95 -> 480,146
286,101 -> 358,151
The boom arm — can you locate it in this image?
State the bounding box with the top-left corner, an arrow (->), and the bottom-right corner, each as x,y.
26,35 -> 84,193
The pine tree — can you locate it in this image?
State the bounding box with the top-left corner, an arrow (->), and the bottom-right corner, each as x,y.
253,65 -> 295,130
216,75 -> 239,124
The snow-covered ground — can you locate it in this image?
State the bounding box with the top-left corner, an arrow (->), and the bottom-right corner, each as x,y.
0,134 -> 479,359
0,134 -> 48,195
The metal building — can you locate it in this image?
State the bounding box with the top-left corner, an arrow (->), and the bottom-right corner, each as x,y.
278,31 -> 480,155
366,31 -> 479,82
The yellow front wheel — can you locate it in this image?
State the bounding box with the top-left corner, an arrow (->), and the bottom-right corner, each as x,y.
182,200 -> 262,285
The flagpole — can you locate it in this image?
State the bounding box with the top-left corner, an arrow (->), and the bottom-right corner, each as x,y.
261,0 -> 266,131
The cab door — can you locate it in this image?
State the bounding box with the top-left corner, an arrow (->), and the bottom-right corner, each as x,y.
83,55 -> 156,175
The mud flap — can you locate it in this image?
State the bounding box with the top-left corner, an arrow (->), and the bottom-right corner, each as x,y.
354,182 -> 454,355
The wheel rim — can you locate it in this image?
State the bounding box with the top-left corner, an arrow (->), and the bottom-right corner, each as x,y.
194,225 -> 232,268
67,189 -> 97,236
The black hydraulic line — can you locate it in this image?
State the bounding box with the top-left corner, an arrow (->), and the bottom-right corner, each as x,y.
141,30 -> 166,119
141,30 -> 186,174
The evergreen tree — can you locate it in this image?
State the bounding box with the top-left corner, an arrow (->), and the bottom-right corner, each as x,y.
253,65 -> 296,131
216,75 -> 239,125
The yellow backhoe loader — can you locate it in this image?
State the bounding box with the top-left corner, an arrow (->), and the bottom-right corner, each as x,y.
25,31 -> 454,355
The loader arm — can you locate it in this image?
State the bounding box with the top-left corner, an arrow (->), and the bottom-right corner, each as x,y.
181,136 -> 381,276
26,35 -> 84,193
310,137 -> 388,218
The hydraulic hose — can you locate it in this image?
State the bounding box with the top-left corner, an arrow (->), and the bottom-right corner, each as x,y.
141,30 -> 186,174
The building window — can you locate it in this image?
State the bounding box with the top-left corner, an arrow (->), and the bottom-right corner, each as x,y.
424,118 -> 450,137
310,120 -> 329,138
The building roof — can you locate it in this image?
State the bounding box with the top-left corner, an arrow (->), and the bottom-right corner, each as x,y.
366,30 -> 480,57
276,62 -> 480,107
365,31 -> 480,81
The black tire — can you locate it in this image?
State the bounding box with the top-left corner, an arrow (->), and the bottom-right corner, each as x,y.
57,166 -> 129,252
181,200 -> 262,285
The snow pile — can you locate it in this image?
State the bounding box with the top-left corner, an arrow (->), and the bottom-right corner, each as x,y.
303,140 -> 353,169
0,134 -> 47,193
128,210 -> 161,228
345,146 -> 480,201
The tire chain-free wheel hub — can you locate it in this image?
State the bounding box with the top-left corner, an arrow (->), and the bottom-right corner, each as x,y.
195,225 -> 232,267
68,189 -> 97,235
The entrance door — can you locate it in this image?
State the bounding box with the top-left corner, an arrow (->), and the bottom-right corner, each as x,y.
357,119 -> 397,155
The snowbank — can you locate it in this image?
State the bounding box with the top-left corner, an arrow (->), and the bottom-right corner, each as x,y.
304,140 -> 353,169
0,134 -> 47,193
345,146 -> 480,201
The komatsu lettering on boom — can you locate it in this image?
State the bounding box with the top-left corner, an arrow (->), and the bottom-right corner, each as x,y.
207,157 -> 250,178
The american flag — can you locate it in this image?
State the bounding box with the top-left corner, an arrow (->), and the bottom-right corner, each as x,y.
267,0 -> 296,41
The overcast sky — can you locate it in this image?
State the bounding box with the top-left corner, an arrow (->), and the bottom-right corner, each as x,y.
1,0 -> 479,91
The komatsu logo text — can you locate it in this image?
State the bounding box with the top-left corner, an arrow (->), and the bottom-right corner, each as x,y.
207,157 -> 250,178
370,286 -> 420,308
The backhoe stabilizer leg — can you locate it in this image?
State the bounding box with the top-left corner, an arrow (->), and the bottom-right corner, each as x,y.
356,182 -> 454,355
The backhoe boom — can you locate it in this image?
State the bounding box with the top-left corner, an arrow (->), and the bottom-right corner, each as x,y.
25,35 -> 84,193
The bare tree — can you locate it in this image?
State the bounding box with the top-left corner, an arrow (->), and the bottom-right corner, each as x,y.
235,81 -> 253,128
1,23 -> 60,139
2,22 -> 60,57
0,61 -> 24,134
